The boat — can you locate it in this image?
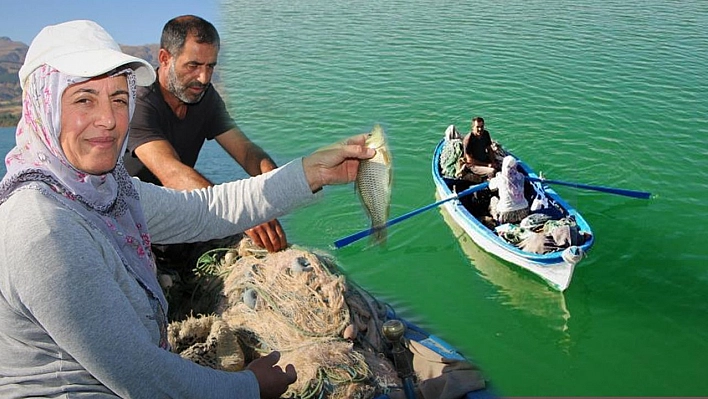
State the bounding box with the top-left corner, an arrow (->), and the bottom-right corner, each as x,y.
432,139 -> 594,291
374,310 -> 497,399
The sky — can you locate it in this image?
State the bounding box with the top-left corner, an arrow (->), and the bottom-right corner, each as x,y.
2,0 -> 221,45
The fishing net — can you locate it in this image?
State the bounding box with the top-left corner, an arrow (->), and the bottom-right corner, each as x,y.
167,239 -> 401,398
165,239 -> 487,398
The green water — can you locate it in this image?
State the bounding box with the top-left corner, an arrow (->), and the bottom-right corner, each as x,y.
215,0 -> 708,396
2,0 -> 706,396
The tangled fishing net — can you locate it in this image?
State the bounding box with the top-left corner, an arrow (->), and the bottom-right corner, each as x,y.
166,239 -> 400,398
165,239 -> 486,398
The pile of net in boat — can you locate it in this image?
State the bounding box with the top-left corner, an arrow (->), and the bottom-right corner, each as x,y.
166,239 -> 486,398
167,240 -> 399,398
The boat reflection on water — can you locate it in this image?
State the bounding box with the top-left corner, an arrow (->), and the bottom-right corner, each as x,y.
438,200 -> 571,339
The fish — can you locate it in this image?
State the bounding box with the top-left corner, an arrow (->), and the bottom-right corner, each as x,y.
355,123 -> 392,244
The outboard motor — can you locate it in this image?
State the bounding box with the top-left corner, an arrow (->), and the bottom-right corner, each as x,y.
382,319 -> 418,399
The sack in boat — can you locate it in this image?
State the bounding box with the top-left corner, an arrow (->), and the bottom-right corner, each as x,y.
520,213 -> 553,231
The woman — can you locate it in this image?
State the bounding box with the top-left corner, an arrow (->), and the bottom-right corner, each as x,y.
0,20 -> 374,398
488,155 -> 530,224
438,124 -> 463,179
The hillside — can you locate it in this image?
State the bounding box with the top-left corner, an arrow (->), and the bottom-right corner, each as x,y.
0,37 -> 26,126
0,38 -> 161,127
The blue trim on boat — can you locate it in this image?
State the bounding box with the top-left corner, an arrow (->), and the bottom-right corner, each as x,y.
370,309 -> 496,398
432,140 -> 594,266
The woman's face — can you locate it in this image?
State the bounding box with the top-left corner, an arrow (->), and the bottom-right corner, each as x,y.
60,74 -> 130,175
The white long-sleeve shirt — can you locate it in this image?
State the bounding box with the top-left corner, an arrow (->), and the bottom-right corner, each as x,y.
488,172 -> 528,213
0,159 -> 318,398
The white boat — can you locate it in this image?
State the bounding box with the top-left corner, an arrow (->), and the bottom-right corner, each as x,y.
432,139 -> 594,291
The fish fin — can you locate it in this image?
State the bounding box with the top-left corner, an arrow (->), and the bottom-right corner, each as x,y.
371,225 -> 388,245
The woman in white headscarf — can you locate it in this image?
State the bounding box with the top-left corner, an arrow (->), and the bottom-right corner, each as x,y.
488,155 -> 530,224
439,124 -> 464,179
0,20 -> 374,399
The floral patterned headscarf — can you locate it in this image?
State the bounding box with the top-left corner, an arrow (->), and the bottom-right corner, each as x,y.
0,65 -> 168,347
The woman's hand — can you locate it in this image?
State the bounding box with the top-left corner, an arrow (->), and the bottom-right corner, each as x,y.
302,134 -> 376,192
246,351 -> 297,399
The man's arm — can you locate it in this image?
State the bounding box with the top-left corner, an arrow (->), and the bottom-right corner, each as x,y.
135,134 -> 287,251
484,131 -> 498,169
215,126 -> 278,176
133,139 -> 213,190
485,144 -> 498,169
215,126 -> 287,252
461,133 -> 475,165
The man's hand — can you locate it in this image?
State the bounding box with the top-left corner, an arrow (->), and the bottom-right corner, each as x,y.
246,351 -> 297,399
245,219 -> 287,252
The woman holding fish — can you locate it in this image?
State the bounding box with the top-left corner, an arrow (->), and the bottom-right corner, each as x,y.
0,20 -> 377,399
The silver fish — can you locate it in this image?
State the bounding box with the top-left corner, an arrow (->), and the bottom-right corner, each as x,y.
355,124 -> 392,244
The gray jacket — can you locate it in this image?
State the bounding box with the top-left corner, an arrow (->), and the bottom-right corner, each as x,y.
0,160 -> 317,398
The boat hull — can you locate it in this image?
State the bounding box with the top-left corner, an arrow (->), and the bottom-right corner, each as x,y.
432,140 -> 594,291
375,311 -> 496,399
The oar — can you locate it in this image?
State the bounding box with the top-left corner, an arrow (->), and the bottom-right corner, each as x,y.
526,176 -> 651,199
334,182 -> 489,248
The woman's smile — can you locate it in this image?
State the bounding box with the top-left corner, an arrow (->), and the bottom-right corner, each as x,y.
60,74 -> 130,175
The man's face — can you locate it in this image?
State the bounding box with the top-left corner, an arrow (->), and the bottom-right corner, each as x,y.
165,36 -> 218,103
473,120 -> 484,135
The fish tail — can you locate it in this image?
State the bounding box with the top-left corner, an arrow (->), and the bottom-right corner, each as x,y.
371,225 -> 388,244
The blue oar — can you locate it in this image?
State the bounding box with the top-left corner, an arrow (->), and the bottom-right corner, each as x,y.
526,176 -> 651,199
334,182 -> 489,248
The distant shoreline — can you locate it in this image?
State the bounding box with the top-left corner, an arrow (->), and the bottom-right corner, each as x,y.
0,39 -> 159,127
0,107 -> 20,127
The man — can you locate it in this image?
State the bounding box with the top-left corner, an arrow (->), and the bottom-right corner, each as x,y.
123,15 -> 285,319
461,116 -> 497,181
124,15 -> 286,253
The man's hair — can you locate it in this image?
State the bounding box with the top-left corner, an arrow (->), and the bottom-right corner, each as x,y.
472,116 -> 485,124
161,15 -> 220,57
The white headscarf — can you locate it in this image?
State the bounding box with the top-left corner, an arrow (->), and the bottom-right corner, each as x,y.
498,155 -> 527,209
445,124 -> 461,141
0,65 -> 169,347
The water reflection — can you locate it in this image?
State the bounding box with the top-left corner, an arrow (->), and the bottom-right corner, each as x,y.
438,203 -> 571,341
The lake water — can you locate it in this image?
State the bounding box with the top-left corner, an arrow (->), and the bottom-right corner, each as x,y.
3,0 -> 708,395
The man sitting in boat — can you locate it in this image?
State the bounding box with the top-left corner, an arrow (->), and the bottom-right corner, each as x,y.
488,155 -> 530,224
439,124 -> 464,179
460,116 -> 498,183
